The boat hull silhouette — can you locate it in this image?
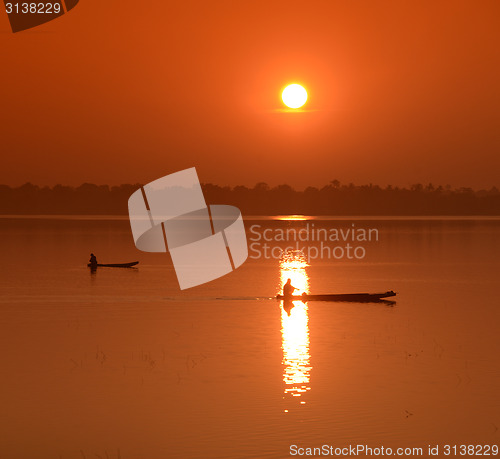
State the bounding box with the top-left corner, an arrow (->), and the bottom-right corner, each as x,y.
87,262 -> 139,268
276,291 -> 396,303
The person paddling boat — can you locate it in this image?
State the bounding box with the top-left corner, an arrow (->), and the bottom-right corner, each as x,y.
89,253 -> 98,268
283,278 -> 297,298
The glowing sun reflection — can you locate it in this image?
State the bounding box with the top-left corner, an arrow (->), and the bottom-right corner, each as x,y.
279,250 -> 312,406
273,215 -> 309,221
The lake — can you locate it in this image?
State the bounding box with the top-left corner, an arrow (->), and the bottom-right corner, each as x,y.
0,216 -> 499,458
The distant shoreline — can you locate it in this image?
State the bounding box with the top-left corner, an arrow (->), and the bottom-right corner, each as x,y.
2,214 -> 500,220
1,182 -> 499,216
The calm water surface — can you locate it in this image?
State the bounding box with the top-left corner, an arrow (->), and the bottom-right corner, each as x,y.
0,217 -> 499,458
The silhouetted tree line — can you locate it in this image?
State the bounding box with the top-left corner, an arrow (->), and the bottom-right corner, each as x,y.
0,181 -> 499,215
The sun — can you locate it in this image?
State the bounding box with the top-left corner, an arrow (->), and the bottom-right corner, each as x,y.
282,84 -> 307,109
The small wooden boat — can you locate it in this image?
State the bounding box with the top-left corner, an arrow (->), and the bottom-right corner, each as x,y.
87,261 -> 139,268
276,291 -> 396,303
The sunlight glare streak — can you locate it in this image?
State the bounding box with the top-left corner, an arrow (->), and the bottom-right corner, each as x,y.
279,250 -> 311,406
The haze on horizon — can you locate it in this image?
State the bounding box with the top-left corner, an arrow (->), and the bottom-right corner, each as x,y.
1,0 -> 499,190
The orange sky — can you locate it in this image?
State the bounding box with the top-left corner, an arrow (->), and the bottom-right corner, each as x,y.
1,0 -> 499,189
